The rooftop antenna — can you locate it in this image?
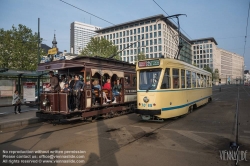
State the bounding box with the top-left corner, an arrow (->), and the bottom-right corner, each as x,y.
161,14 -> 187,60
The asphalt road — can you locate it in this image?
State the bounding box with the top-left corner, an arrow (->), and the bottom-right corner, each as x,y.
0,85 -> 249,166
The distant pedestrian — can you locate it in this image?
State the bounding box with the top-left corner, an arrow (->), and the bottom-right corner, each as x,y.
12,90 -> 21,114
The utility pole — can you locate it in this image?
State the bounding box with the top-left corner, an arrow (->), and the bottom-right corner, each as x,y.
38,18 -> 40,64
162,14 -> 187,60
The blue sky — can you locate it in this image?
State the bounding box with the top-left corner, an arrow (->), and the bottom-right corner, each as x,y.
0,0 -> 249,70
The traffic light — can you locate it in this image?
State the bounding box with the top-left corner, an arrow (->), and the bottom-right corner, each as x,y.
0,68 -> 8,73
219,79 -> 221,84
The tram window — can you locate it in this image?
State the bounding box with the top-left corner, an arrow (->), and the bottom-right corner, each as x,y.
200,75 -> 204,87
132,74 -> 137,87
161,68 -> 170,89
204,75 -> 207,87
207,76 -> 210,87
186,70 -> 191,88
181,69 -> 185,88
197,74 -> 201,87
172,68 -> 179,89
192,72 -> 196,88
139,69 -> 161,90
124,74 -> 130,86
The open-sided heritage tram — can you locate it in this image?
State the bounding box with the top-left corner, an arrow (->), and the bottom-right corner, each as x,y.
36,56 -> 137,122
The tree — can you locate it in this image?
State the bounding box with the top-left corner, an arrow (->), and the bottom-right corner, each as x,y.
80,37 -> 120,60
0,24 -> 45,71
136,52 -> 146,61
213,68 -> 219,81
203,65 -> 212,73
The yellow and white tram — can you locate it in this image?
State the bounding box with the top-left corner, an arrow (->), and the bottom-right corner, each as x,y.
135,58 -> 212,121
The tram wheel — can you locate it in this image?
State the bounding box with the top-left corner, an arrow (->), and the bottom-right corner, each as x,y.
188,105 -> 193,114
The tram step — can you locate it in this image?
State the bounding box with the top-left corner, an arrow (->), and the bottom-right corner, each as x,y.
64,117 -> 83,121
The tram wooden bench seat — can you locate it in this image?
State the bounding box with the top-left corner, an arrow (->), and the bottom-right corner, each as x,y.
94,89 -> 100,97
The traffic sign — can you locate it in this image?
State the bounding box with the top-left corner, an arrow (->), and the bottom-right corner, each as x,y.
48,48 -> 58,54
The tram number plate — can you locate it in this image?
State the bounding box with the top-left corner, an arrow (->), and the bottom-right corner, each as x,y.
148,104 -> 152,107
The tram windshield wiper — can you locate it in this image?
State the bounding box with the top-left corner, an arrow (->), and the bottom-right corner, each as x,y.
146,84 -> 153,92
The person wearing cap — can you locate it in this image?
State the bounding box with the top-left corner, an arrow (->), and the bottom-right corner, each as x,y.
47,71 -> 60,92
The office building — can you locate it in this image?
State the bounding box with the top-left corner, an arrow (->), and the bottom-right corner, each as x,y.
95,14 -> 192,64
191,38 -> 244,84
70,22 -> 101,54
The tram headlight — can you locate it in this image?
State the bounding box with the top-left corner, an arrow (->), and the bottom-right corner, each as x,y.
42,99 -> 49,107
143,96 -> 149,103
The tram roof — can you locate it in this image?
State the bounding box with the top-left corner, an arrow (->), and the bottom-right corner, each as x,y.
136,58 -> 212,75
37,56 -> 135,72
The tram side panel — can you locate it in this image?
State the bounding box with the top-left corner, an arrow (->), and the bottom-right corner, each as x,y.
137,88 -> 212,119
40,93 -> 68,113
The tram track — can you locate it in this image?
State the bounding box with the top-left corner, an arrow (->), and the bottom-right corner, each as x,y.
0,112 -> 136,145
1,86 -> 248,155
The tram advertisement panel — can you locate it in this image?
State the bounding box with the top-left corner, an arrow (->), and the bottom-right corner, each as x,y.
23,82 -> 35,102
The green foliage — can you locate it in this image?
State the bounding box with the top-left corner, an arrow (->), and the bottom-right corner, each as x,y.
0,24 -> 45,71
80,37 -> 120,60
137,52 -> 146,61
193,63 -> 198,67
203,65 -> 212,73
213,68 -> 219,81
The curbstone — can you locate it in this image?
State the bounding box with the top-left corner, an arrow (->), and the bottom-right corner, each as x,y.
0,117 -> 44,130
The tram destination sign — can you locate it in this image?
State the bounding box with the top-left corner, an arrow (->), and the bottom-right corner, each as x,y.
138,59 -> 160,68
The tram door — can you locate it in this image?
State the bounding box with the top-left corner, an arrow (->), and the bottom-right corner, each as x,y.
85,68 -> 92,108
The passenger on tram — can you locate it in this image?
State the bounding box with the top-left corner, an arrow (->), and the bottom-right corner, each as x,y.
62,83 -> 70,93
59,74 -> 66,90
91,80 -> 97,105
67,74 -> 75,89
47,71 -> 61,92
73,75 -> 84,111
67,74 -> 74,111
112,78 -> 121,103
102,78 -> 112,104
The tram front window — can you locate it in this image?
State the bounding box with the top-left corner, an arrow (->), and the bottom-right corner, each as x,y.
139,69 -> 161,90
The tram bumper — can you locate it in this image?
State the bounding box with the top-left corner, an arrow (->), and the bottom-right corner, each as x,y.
135,109 -> 161,115
36,111 -> 65,120
135,109 -> 163,121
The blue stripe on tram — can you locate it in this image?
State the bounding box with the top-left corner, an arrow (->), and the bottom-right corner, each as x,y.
161,96 -> 211,111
